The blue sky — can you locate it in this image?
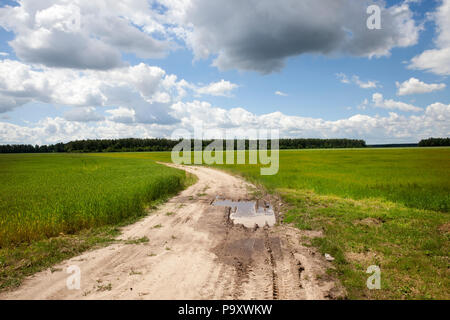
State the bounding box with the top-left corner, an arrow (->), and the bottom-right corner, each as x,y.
0,0 -> 449,144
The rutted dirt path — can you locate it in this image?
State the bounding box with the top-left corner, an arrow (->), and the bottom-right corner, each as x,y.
1,164 -> 343,300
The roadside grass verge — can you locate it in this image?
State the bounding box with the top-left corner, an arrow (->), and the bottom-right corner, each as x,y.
280,189 -> 449,299
0,226 -> 119,291
0,154 -> 196,292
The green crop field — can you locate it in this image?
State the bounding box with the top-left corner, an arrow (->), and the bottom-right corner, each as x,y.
1,148 -> 449,298
0,154 -> 189,246
0,154 -> 192,290
95,148 -> 450,299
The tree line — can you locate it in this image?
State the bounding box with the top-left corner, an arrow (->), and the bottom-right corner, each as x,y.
0,138 -> 367,153
418,138 -> 450,147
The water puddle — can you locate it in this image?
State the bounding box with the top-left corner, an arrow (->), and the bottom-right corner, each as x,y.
212,198 -> 276,228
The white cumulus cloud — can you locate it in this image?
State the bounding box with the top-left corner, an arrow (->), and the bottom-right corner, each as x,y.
64,107 -> 104,122
337,73 -> 378,89
409,0 -> 450,75
1,101 -> 448,145
105,107 -> 136,124
0,0 -> 172,70
195,80 -> 238,97
372,93 -> 422,112
396,77 -> 446,96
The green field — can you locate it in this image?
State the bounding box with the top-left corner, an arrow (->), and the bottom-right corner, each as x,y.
222,148 -> 450,212
0,154 -> 192,289
98,148 -> 450,212
0,154 -> 190,246
1,148 -> 449,298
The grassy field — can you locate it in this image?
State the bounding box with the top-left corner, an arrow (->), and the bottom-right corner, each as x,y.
0,153 -> 192,290
97,148 -> 449,299
1,148 -> 449,298
99,148 -> 449,212
217,148 -> 449,212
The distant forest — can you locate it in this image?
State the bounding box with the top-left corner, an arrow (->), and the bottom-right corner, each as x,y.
0,138 -> 366,153
0,137 -> 448,153
418,137 -> 450,147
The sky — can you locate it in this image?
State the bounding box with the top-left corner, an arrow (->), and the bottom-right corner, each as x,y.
0,0 -> 449,145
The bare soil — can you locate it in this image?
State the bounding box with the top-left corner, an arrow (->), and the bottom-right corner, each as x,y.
0,164 -> 344,300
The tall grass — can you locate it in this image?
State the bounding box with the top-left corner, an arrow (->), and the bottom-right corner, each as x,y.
0,154 -> 187,246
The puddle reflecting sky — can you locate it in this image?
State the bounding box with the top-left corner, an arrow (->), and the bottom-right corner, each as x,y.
213,199 -> 276,228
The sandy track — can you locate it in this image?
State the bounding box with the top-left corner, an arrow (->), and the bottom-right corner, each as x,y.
1,164 -> 343,300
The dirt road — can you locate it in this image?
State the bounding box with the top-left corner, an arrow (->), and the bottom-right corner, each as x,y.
1,164 -> 343,300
